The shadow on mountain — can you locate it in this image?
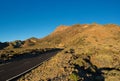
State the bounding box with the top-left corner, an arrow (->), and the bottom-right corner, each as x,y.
72,56 -> 102,81
0,42 -> 9,50
73,55 -> 120,81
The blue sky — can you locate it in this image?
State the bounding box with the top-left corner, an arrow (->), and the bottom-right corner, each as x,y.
0,0 -> 120,42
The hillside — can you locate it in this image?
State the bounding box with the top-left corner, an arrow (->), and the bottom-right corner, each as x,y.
1,23 -> 120,81
37,23 -> 120,57
1,23 -> 120,49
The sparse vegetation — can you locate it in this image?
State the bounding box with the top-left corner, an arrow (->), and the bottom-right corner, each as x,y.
70,73 -> 80,81
1,24 -> 120,81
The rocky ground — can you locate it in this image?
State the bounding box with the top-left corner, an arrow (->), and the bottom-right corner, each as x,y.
17,48 -> 120,81
1,24 -> 120,81
17,50 -> 73,81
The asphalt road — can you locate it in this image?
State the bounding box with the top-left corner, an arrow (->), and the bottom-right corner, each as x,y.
0,50 -> 61,81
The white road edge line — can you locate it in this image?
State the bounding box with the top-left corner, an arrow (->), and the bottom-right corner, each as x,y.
6,57 -> 52,81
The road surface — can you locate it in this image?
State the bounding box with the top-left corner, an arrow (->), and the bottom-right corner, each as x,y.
0,50 -> 61,81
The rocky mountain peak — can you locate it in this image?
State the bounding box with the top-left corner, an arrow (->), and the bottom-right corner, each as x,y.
54,25 -> 70,33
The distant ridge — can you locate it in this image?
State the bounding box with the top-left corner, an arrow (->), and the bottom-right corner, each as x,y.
0,23 -> 120,50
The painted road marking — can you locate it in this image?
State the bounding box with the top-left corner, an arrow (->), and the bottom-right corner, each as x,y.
6,57 -> 51,81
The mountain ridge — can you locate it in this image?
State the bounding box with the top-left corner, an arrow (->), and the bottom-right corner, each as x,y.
0,23 -> 120,50
1,23 -> 120,81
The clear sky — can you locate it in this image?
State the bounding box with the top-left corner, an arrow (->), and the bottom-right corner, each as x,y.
0,0 -> 120,42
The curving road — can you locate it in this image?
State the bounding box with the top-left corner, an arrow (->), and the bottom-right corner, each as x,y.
0,50 -> 61,81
